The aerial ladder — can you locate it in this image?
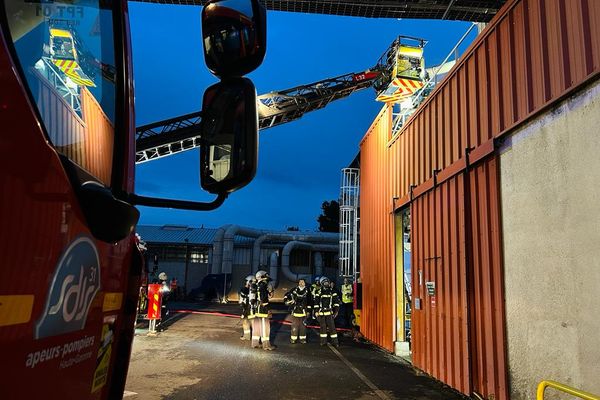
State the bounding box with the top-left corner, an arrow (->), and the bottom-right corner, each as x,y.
136,35 -> 427,163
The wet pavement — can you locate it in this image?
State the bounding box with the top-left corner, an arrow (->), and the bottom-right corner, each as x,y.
125,303 -> 467,400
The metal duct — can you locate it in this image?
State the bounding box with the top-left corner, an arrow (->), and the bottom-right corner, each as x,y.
281,241 -> 339,282
211,224 -> 231,274
222,225 -> 271,273
251,232 -> 338,273
269,251 -> 279,288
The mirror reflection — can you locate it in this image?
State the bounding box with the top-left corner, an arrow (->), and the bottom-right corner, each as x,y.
202,0 -> 266,77
200,78 -> 258,193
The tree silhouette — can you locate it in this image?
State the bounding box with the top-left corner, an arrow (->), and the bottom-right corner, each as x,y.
317,200 -> 340,232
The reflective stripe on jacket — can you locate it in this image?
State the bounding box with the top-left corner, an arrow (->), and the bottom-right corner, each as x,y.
317,287 -> 340,314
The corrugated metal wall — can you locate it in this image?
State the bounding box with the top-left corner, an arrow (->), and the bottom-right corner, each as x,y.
409,156 -> 507,398
384,0 -> 600,204
360,107 -> 395,352
36,71 -> 86,163
359,0 -> 600,397
411,172 -> 470,395
466,157 -> 507,399
81,88 -> 114,185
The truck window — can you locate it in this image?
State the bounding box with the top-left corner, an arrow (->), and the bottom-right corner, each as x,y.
3,0 -> 117,185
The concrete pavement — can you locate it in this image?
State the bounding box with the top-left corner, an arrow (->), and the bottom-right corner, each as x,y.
125,303 -> 467,400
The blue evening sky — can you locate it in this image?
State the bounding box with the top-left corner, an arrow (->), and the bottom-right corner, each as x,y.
130,4 -> 476,231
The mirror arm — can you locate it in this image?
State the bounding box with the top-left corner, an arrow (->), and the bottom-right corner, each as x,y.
128,192 -> 228,211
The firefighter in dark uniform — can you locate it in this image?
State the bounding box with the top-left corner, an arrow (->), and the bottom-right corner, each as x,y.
315,276 -> 340,347
307,275 -> 321,321
283,278 -> 309,344
239,274 -> 255,340
251,270 -> 275,350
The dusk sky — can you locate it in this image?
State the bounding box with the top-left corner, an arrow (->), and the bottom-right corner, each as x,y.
130,3 -> 477,231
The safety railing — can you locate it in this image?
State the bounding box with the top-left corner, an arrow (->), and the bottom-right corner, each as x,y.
537,380 -> 600,400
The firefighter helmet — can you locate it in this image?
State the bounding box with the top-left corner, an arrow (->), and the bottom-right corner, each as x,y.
245,274 -> 255,283
255,270 -> 269,281
158,272 -> 168,281
314,275 -> 321,284
320,276 -> 331,286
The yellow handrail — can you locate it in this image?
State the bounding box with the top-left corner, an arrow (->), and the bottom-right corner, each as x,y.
537,380 -> 600,400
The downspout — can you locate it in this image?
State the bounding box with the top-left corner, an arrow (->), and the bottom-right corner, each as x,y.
211,224 -> 231,274
252,232 -> 339,273
281,241 -> 339,282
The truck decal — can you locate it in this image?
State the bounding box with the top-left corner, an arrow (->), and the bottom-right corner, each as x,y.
35,236 -> 100,339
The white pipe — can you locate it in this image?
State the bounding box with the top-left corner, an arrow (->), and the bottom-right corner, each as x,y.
281,241 -> 339,282
211,224 -> 231,274
269,251 -> 279,288
251,232 -> 338,273
222,225 -> 271,273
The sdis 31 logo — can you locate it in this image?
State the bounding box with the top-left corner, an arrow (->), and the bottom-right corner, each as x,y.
36,237 -> 100,339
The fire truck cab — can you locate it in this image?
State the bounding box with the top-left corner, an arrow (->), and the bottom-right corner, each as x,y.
0,0 -> 265,398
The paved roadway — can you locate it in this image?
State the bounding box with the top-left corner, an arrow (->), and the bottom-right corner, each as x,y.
124,303 -> 466,400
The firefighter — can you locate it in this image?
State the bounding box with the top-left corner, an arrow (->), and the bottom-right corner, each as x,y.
283,278 -> 309,344
157,272 -> 171,330
341,277 -> 354,327
239,274 -> 255,340
308,275 -> 321,321
315,276 -> 340,347
251,270 -> 275,350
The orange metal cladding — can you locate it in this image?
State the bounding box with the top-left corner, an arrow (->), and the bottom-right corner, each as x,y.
410,172 -> 470,395
81,88 -> 114,185
410,157 -> 506,399
466,157 -> 507,399
359,106 -> 395,352
359,0 -> 600,397
382,0 -> 600,194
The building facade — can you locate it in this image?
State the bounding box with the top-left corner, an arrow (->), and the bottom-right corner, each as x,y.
137,225 -> 339,301
358,1 -> 600,399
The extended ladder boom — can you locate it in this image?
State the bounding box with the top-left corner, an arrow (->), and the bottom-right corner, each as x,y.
135,70 -> 383,163
135,37 -> 401,163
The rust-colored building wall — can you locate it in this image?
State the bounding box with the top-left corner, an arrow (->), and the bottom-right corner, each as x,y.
409,157 -> 507,399
411,173 -> 470,394
359,0 -> 600,397
359,106 -> 395,352
466,157 -> 507,399
384,0 -> 600,203
36,70 -> 86,163
81,88 -> 114,185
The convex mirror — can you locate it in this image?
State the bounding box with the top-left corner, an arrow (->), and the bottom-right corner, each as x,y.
200,78 -> 258,194
202,0 -> 266,78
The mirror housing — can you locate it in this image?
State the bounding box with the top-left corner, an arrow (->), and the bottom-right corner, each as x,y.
200,77 -> 258,194
202,0 -> 267,78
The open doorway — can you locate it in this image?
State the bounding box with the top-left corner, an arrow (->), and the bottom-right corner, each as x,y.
394,207 -> 411,358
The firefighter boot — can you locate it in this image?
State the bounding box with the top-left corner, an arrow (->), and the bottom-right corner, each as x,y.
262,341 -> 276,351
241,319 -> 252,341
331,334 -> 340,348
320,333 -> 328,346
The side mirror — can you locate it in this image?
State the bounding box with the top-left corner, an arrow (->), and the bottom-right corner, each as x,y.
202,0 -> 267,78
200,77 -> 258,194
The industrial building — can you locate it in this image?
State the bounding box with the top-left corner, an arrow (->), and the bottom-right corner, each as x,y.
136,225 -> 339,300
357,1 -> 600,400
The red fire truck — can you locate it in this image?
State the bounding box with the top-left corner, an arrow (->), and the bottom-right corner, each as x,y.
0,0 -> 265,398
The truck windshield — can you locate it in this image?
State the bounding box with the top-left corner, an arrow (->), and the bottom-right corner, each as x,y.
3,0 -> 117,186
